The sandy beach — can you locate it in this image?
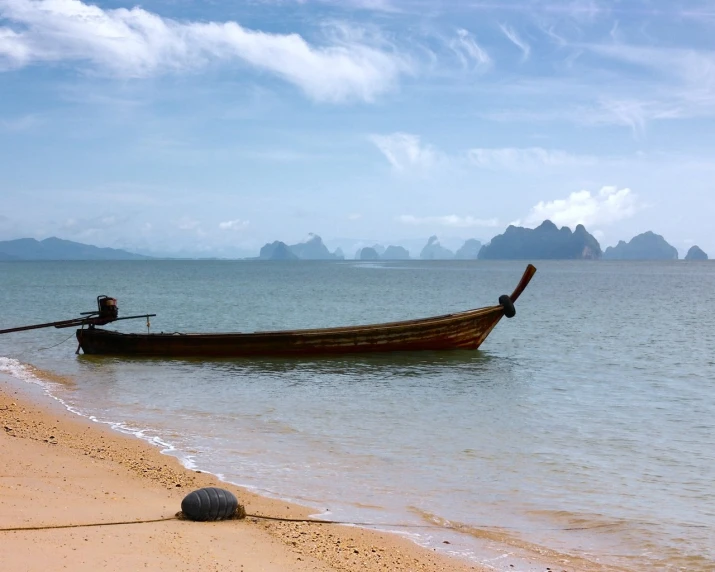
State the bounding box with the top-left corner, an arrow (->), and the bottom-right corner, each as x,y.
0,381 -> 492,572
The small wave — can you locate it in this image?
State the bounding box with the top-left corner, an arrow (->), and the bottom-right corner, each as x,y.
0,356 -> 75,388
0,356 -> 43,385
525,509 -> 631,532
409,507 -> 629,572
0,355 -> 197,470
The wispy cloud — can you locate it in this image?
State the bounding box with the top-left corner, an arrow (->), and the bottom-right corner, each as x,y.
465,21 -> 715,133
398,214 -> 500,228
0,0 -> 411,103
274,0 -> 399,11
323,0 -> 399,11
478,99 -> 685,136
499,24 -> 530,61
461,0 -> 606,18
55,213 -> 138,241
62,214 -> 127,231
371,133 -> 597,172
177,217 -> 201,231
0,113 -> 40,131
449,28 -> 491,69
518,186 -> 642,228
467,146 -> 596,169
370,132 -> 440,171
219,219 -> 250,230
592,98 -> 680,136
580,42 -> 715,131
586,42 -> 715,85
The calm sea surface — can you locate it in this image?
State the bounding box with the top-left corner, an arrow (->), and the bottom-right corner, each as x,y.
1,260 -> 713,571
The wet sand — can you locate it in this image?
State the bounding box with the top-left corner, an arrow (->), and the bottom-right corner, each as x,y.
0,381 -> 490,572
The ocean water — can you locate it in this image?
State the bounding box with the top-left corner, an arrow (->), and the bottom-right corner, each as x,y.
0,260 -> 713,571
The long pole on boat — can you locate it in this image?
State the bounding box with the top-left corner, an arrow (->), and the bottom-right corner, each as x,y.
0,314 -> 156,335
0,318 -> 89,335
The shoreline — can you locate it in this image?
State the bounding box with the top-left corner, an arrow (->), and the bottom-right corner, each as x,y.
0,362 -> 635,572
1,376 -> 491,572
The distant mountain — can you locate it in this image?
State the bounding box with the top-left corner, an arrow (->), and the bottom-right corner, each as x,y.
358,247 -> 380,260
382,245 -> 410,260
455,239 -> 482,260
684,245 -> 708,261
603,232 -> 678,260
478,221 -> 602,260
0,237 -> 150,260
258,241 -> 299,260
0,251 -> 18,261
420,236 -> 454,260
289,234 -> 342,260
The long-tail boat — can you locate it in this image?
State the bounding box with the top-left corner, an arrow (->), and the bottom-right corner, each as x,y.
0,265 -> 535,357
75,264 -> 536,357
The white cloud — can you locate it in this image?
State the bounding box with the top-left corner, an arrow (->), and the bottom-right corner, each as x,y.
347,213 -> 362,220
475,40 -> 715,132
61,214 -> 128,231
466,146 -> 596,169
398,215 -> 500,228
219,219 -> 249,230
449,28 -> 490,69
580,43 -> 715,128
372,133 -> 597,172
0,113 -> 40,131
276,0 -> 398,11
325,0 -> 397,10
499,24 -> 530,61
519,186 -> 641,228
177,217 -> 201,231
587,43 -> 715,85
370,132 -> 440,171
0,0 -> 409,102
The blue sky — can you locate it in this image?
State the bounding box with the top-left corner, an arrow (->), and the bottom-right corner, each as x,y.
1,0 -> 713,257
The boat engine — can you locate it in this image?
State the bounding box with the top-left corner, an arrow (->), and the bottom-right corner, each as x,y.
96,295 -> 119,324
0,295 -> 154,337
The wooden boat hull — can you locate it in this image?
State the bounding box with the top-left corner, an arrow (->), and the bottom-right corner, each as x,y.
76,265 -> 536,358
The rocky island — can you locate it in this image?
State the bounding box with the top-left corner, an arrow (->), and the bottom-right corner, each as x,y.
257,234 -> 343,260
358,247 -> 380,260
603,232 -> 678,260
354,244 -> 384,260
382,245 -> 410,260
455,239 -> 482,260
420,236 -> 454,260
684,245 -> 708,261
478,220 -> 602,260
289,234 -> 343,260
258,241 -> 299,260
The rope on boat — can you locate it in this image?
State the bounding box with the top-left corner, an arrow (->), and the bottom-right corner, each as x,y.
36,331 -> 78,352
8,331 -> 78,358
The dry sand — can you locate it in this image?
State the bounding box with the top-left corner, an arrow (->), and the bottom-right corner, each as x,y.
0,382 -> 491,572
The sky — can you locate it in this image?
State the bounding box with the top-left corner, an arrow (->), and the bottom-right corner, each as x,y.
1,0 -> 714,258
